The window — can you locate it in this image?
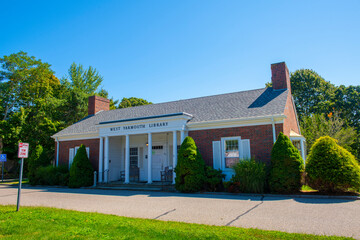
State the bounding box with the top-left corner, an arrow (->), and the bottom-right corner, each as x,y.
152,146 -> 163,150
291,139 -> 305,161
130,147 -> 138,167
70,146 -> 90,169
222,137 -> 241,169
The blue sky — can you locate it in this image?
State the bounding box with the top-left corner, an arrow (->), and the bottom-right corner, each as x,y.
1,0 -> 359,103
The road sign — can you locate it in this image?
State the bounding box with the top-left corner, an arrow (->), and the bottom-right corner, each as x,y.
0,154 -> 6,162
18,143 -> 29,158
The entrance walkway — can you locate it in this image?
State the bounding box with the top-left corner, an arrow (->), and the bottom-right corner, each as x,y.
0,185 -> 359,239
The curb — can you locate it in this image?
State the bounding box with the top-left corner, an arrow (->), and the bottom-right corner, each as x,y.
2,184 -> 358,201
201,191 -> 360,201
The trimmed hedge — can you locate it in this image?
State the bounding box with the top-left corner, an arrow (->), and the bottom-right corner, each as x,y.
269,132 -> 304,193
230,159 -> 267,193
175,136 -> 206,193
68,144 -> 94,188
33,165 -> 69,186
306,136 -> 360,192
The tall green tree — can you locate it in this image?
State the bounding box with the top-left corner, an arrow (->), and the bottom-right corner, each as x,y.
0,52 -> 61,161
118,97 -> 152,109
290,69 -> 336,121
288,69 -> 360,160
66,62 -> 103,95
301,113 -> 357,155
59,63 -> 105,123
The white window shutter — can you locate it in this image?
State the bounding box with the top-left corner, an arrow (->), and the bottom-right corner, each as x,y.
69,148 -> 74,169
86,147 -> 90,158
212,141 -> 221,170
241,139 -> 251,160
75,146 -> 79,156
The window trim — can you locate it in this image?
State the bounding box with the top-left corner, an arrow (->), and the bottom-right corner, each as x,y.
221,136 -> 242,170
129,147 -> 139,167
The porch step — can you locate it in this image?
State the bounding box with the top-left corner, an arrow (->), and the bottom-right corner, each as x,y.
96,182 -> 176,192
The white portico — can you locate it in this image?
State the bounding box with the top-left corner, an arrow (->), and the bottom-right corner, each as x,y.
97,113 -> 192,184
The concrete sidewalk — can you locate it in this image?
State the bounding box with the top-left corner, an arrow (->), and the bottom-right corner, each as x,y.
1,185 -> 359,239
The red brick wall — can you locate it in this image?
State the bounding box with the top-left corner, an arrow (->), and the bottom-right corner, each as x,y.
283,93 -> 300,136
56,139 -> 100,171
88,96 -> 110,115
271,62 -> 291,93
189,123 -> 283,166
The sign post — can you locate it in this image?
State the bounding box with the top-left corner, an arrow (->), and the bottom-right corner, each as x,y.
17,143 -> 29,212
0,154 -> 6,182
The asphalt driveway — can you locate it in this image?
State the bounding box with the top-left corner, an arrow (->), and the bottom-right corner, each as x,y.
0,185 -> 359,239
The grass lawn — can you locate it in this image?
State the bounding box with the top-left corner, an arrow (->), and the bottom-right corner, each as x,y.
301,185 -> 318,192
0,205 -> 353,240
0,179 -> 29,185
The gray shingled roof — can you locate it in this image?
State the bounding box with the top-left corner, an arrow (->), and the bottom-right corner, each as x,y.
53,87 -> 288,137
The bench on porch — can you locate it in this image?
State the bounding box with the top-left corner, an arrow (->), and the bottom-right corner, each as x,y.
120,166 -> 139,182
160,166 -> 173,182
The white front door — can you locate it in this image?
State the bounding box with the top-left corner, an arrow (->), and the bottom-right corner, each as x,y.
151,145 -> 165,181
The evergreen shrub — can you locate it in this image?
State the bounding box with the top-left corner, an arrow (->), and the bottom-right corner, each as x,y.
174,136 -> 206,193
204,166 -> 225,192
269,132 -> 304,193
68,144 -> 94,188
306,136 -> 360,192
229,159 -> 267,193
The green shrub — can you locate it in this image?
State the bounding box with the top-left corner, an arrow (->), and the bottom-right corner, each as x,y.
269,132 -> 304,193
204,166 -> 225,192
229,159 -> 267,193
28,145 -> 52,185
306,136 -> 360,193
68,144 -> 94,188
175,137 -> 206,193
36,166 -> 58,185
56,165 -> 70,186
30,165 -> 69,186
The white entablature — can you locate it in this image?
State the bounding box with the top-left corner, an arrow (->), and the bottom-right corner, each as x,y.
97,112 -> 193,137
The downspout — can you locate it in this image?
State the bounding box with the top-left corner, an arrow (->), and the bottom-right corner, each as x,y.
271,118 -> 276,144
56,137 -> 59,167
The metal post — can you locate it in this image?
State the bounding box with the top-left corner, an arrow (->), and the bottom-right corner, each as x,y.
17,158 -> 24,212
93,171 -> 97,187
1,162 -> 4,182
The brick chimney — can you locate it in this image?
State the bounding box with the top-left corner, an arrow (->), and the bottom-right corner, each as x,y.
271,62 -> 291,93
88,95 -> 110,115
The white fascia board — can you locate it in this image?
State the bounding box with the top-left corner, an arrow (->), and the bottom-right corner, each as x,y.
56,133 -> 99,142
290,136 -> 306,141
187,115 -> 286,131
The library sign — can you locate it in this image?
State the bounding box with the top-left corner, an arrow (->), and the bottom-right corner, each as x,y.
109,122 -> 169,133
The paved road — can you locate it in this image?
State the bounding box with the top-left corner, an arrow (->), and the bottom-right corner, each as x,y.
1,185 -> 359,239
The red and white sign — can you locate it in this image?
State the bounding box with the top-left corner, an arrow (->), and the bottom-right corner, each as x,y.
18,143 -> 29,158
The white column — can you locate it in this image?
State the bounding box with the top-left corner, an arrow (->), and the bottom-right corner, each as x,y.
56,137 -> 59,167
300,139 -> 306,165
271,118 -> 276,144
180,130 -> 185,144
172,131 -> 177,184
125,134 -> 130,184
104,136 -> 109,183
147,133 -> 152,184
98,137 -> 104,183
